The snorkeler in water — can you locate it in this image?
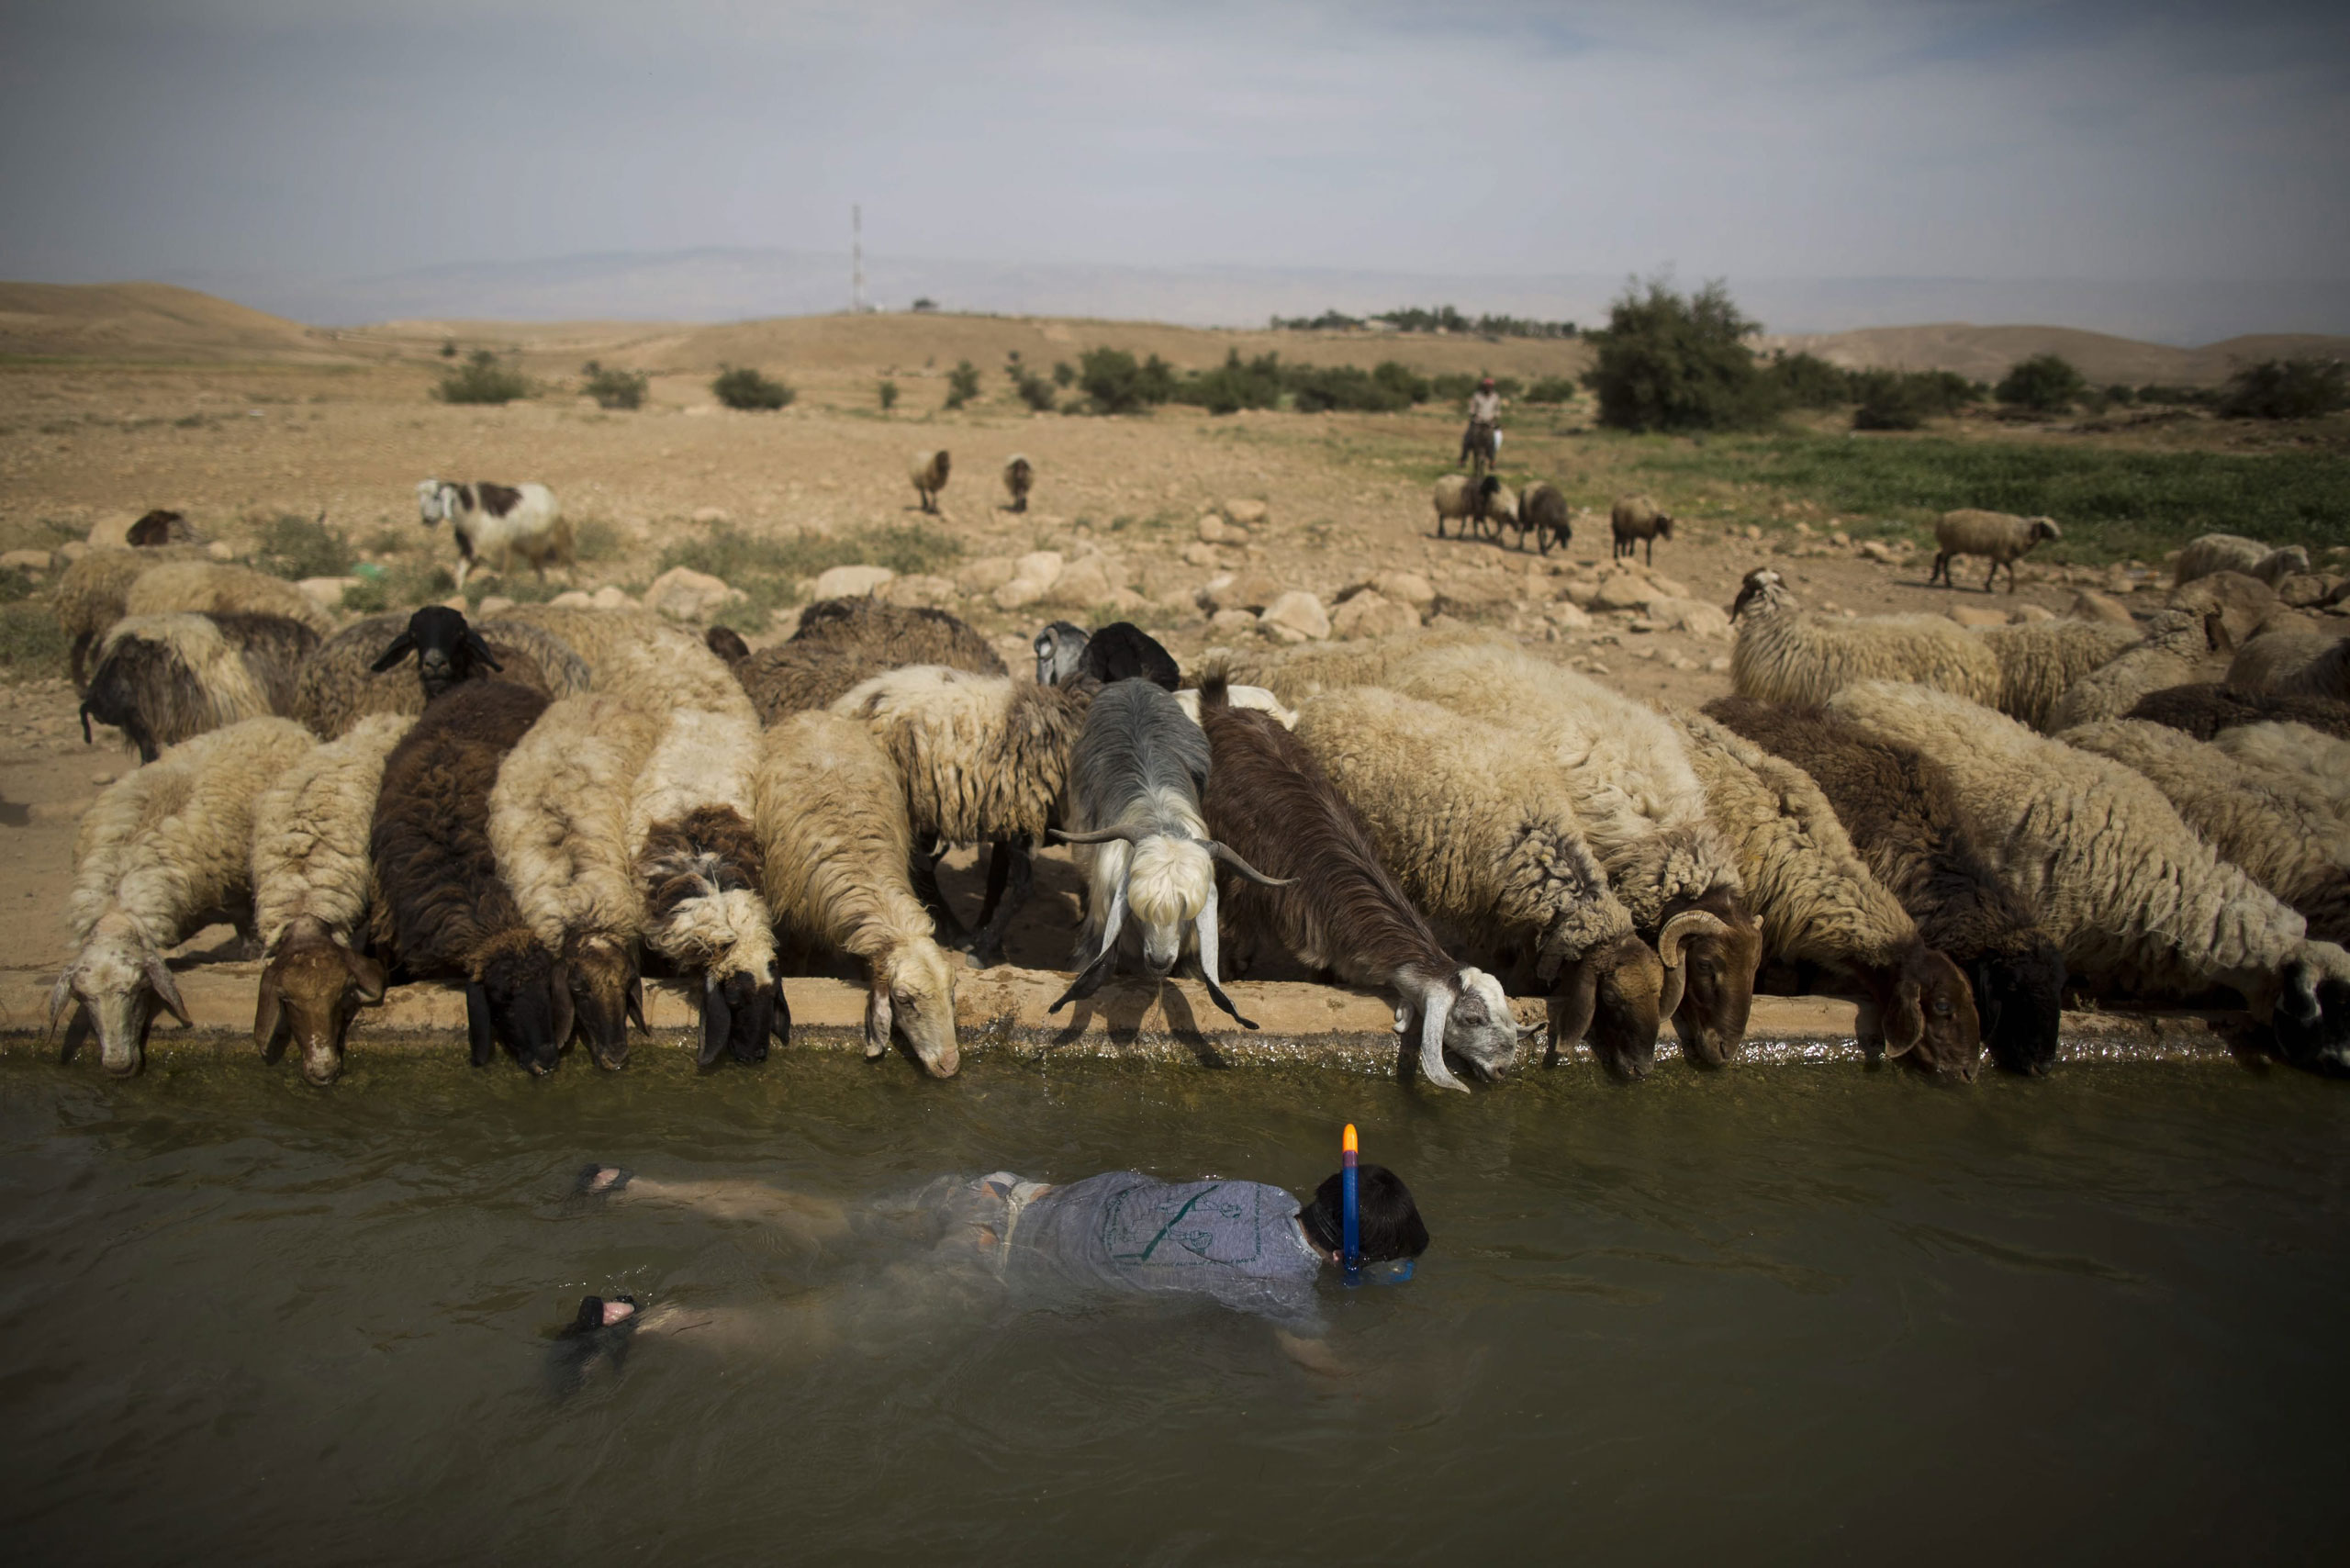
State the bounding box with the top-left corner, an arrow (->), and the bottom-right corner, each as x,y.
554,1159 -> 1428,1382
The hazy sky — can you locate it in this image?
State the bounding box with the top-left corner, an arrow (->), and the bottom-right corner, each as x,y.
2,0 -> 2344,288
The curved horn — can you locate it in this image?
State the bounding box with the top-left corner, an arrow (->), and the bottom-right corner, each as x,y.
1048,882 -> 1126,1013
1203,840 -> 1295,890
1656,908 -> 1729,971
1193,883 -> 1259,1030
1048,824 -> 1146,846
1417,982 -> 1468,1092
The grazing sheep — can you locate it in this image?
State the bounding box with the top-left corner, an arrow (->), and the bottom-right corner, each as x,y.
2061,718 -> 2350,946
80,612 -> 321,762
250,714 -> 411,1084
54,719 -> 318,1076
1611,495 -> 1674,565
733,600 -> 1007,726
1431,474 -> 1514,539
833,665 -> 1093,966
2208,722 -> 2350,833
1930,510 -> 2060,593
125,509 -> 199,546
501,603 -> 752,719
909,450 -> 951,513
1705,697 -> 2066,1075
1377,643 -> 1760,1068
293,610 -> 590,738
2173,532 -> 2311,588
2226,632 -> 2348,700
1517,483 -> 1572,555
370,680 -> 572,1074
1729,567 -> 2002,710
1002,454 -> 1034,513
1975,618 -> 2143,731
2168,571 -> 2278,653
1034,621 -> 1180,690
1196,678 -> 1528,1088
2044,610 -> 2219,731
2124,682 -> 2350,742
1291,686 -> 1669,1081
1829,680 -> 2350,1070
122,560 -> 333,635
1050,679 -> 1291,1030
755,711 -> 958,1076
1214,626 -> 1508,703
416,479 -> 571,593
51,543 -> 208,689
1671,710 -> 1982,1077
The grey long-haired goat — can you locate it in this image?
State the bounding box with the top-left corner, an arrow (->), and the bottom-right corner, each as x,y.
1048,680 -> 1290,1027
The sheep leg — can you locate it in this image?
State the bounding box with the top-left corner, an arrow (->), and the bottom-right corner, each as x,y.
1930,552 -> 1949,586
967,841 -> 1034,969
908,834 -> 970,945
1984,559 -> 2000,594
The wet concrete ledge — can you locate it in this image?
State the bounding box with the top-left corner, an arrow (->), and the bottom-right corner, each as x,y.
0,964 -> 2244,1070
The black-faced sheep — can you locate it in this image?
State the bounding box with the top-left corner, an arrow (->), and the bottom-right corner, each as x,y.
2124,683 -> 2350,742
1196,678 -> 1528,1089
2174,532 -> 2311,588
909,450 -> 951,513
54,719 -> 318,1076
1704,697 -> 2066,1075
126,509 -> 199,546
1611,495 -> 1674,565
1290,686 -> 1669,1080
80,611 -> 321,762
2044,610 -> 2221,731
416,479 -> 571,593
755,711 -> 959,1077
250,714 -> 411,1084
1830,679 -> 2350,1071
1003,454 -> 1034,513
1730,567 -> 2002,710
1034,621 -> 1181,690
1930,510 -> 2060,594
122,560 -> 334,635
1516,483 -> 1572,555
294,610 -> 591,737
2226,632 -> 2348,700
370,680 -> 572,1073
1671,709 -> 1982,1077
1975,618 -> 2144,732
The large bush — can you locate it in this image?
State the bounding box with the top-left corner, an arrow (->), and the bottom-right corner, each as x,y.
944,359 -> 982,410
2216,358 -> 2348,420
1581,278 -> 1774,432
1373,361 -> 1432,404
1287,364 -> 1410,413
433,350 -> 531,405
1852,369 -> 1978,431
712,365 -> 795,410
1994,354 -> 2087,414
1522,376 -> 1579,405
580,361 -> 647,410
1764,352 -> 1853,409
1077,348 -> 1177,414
1172,351 -> 1284,415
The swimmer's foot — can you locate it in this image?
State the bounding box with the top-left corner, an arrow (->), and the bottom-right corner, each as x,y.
549,1293 -> 640,1398
573,1163 -> 633,1198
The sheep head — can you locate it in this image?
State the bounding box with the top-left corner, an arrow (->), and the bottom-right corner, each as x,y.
2257,942 -> 2350,1074
869,938 -> 959,1078
563,932 -> 643,1071
1034,621 -> 1091,687
1971,930 -> 2065,1077
698,959 -> 787,1071
1654,514 -> 1675,539
415,479 -> 453,526
1858,945 -> 1982,1081
1660,891 -> 1762,1069
1549,932 -> 1667,1081
1051,825 -> 1292,1030
2030,518 -> 2061,544
1729,568 -> 1792,622
370,605 -> 500,701
254,914 -> 386,1086
467,931 -> 570,1077
1398,967 -> 1525,1092
51,913 -> 190,1078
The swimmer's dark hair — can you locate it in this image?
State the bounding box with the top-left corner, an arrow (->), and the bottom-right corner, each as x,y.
1298,1164 -> 1428,1264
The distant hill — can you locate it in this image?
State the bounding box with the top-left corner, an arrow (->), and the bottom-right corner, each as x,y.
1759,322 -> 2350,388
0,281 -> 373,364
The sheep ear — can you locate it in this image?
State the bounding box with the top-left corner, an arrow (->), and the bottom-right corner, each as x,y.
48,969 -> 74,1038
863,982 -> 892,1058
369,632 -> 416,673
145,956 -> 191,1028
60,1002 -> 92,1066
1049,884 -> 1126,1013
1417,983 -> 1469,1092
1204,840 -> 1294,889
254,967 -> 287,1060
342,947 -> 387,1004
549,963 -> 575,1051
1884,978 -> 1925,1058
1193,883 -> 1259,1030
698,978 -> 731,1070
1546,959 -> 1600,1066
464,981 -> 496,1067
769,980 -> 792,1047
625,975 -> 647,1033
463,630 -> 503,672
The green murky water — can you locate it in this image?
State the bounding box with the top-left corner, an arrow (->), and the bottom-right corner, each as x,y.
2,1050 -> 2345,1565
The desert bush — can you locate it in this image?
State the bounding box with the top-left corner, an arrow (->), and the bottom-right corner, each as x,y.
1851,369 -> 1977,431
1522,376 -> 1579,404
1287,364 -> 1410,413
1051,361 -> 1076,388
944,359 -> 982,410
0,566 -> 37,604
1583,276 -> 1774,432
571,516 -> 624,563
2134,383 -> 2217,408
433,351 -> 531,406
1078,348 -> 1177,414
1172,351 -> 1283,415
1994,353 -> 2086,414
440,340 -> 459,359
255,512 -> 352,580
0,601 -> 68,682
1373,361 -> 1432,404
912,297 -> 938,313
2216,357 -> 2349,420
878,379 -> 899,411
712,365 -> 795,411
2104,384 -> 2137,408
1764,352 -> 1853,409
339,561 -> 453,616
1429,373 -> 1476,404
1492,375 -> 1524,398
580,361 -> 647,410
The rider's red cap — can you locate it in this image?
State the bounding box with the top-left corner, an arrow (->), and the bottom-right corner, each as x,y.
1479,376 -> 1494,388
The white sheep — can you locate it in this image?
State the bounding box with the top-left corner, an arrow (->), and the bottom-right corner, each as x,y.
416,479 -> 571,593
1829,679 -> 2350,1069
755,711 -> 959,1076
2209,721 -> 2350,832
54,718 -> 319,1076
2043,610 -> 2219,731
121,560 -> 334,635
2173,533 -> 2311,588
500,604 -> 753,719
2225,632 -> 2347,700
1729,567 -> 2002,709
1930,510 -> 2060,594
1430,475 -> 1516,538
909,451 -> 951,513
250,713 -> 412,1084
1975,618 -> 2144,731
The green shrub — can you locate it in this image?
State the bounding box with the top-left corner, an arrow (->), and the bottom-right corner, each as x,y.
1287,364 -> 1410,413
440,340 -> 459,358
0,566 -> 37,603
1851,373 -> 1934,431
657,521 -> 965,625
1012,368 -> 1058,411
341,561 -> 454,615
2135,383 -> 2217,407
1051,361 -> 1076,388
878,379 -> 900,411
1373,361 -> 1432,404
943,360 -> 982,410
1492,375 -> 1524,398
2104,384 -> 2137,408
1171,351 -> 1284,415
255,512 -> 352,580
1429,373 -> 1476,404
1582,277 -> 1775,432
711,365 -> 794,411
1994,353 -> 2087,413
1523,376 -> 1579,404
2216,358 -> 2349,420
1764,352 -> 1853,409
580,360 -> 647,410
571,516 -> 624,563
0,601 -> 68,682
1077,348 -> 1176,414
433,350 -> 531,405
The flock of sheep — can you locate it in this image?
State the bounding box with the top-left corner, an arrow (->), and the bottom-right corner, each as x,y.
39,499 -> 2350,1095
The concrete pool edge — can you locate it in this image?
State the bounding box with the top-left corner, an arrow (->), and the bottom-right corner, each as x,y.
0,964 -> 2248,1069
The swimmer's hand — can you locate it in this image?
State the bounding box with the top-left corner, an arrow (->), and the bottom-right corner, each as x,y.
1276,1329 -> 1347,1379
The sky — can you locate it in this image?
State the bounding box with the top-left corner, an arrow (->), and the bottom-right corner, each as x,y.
1,0 -> 2344,320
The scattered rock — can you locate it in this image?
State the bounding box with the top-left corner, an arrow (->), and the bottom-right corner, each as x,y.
476,594 -> 516,618
1705,655 -> 1732,674
589,585 -> 637,611
0,548 -> 52,572
1946,604 -> 2009,630
644,565 -> 747,622
2009,603 -> 2056,623
1181,541 -> 1224,568
1259,591 -> 1330,643
297,576 -> 361,610
1370,570 -> 1435,607
1332,591 -> 1418,640
548,589 -> 597,609
1209,608 -> 1259,635
90,771 -> 116,786
1857,541 -> 1897,565
1198,571 -> 1284,615
1589,573 -> 1655,612
1196,515 -> 1244,545
957,555 -> 1019,594
689,507 -> 732,525
1224,499 -> 1268,526
811,564 -> 896,599
2068,589 -> 2136,626
880,574 -> 959,609
1046,556 -> 1118,609
1644,596 -> 1732,640
992,551 -> 1066,611
205,541 -> 236,561
1545,601 -> 1593,631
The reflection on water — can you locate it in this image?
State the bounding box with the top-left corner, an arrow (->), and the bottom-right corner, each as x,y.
2,1052 -> 2346,1564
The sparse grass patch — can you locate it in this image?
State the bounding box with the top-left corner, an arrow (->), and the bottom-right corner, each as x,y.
341,560 -> 454,615
254,512 -> 353,579
365,525 -> 411,555
0,517 -> 78,554
0,601 -> 69,682
571,516 -> 624,562
0,566 -> 38,603
658,521 -> 964,626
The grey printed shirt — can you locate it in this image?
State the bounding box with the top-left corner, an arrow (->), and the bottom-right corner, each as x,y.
1007,1172 -> 1326,1331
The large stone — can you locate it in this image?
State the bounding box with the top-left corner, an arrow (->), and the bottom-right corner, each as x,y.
644,565 -> 747,622
1371,569 -> 1435,607
297,576 -> 361,610
880,574 -> 959,609
1196,515 -> 1243,544
811,564 -> 896,599
1545,600 -> 1593,631
957,555 -> 1019,594
476,594 -> 517,618
2068,589 -> 2137,626
2009,603 -> 2056,623
1209,609 -> 1260,635
589,585 -> 637,610
1946,604 -> 2009,630
1639,570 -> 1692,600
1644,596 -> 1732,640
1589,572 -> 1656,612
1182,541 -> 1224,568
0,548 -> 51,572
548,589 -> 597,609
1014,550 -> 1065,589
1198,571 -> 1284,614
205,541 -> 236,561
1046,556 -> 1118,609
1224,499 -> 1269,526
1332,591 -> 1417,640
1259,591 -> 1330,643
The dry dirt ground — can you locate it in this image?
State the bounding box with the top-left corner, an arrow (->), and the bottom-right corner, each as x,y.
0,312 -> 2290,1006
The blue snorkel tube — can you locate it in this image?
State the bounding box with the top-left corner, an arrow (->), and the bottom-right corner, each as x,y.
1341,1123 -> 1361,1287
